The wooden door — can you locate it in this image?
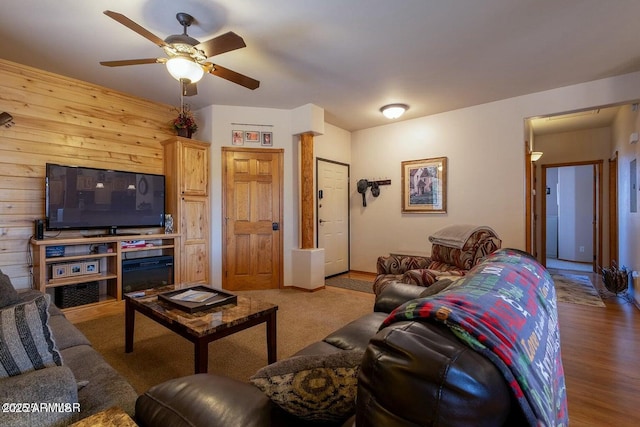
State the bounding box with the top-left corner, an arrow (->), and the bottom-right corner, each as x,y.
222,148 -> 283,290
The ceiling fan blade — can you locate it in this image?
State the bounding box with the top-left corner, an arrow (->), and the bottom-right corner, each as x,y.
182,81 -> 198,96
103,10 -> 169,48
100,58 -> 162,67
209,64 -> 260,90
196,32 -> 246,58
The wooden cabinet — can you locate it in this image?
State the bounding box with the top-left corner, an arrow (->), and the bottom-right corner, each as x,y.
162,137 -> 210,284
31,234 -> 180,311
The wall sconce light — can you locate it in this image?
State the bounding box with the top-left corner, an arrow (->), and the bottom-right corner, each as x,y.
0,112 -> 15,128
380,104 -> 409,119
531,151 -> 543,162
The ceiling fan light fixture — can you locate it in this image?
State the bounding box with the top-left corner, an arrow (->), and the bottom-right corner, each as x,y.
380,103 -> 409,119
166,56 -> 204,84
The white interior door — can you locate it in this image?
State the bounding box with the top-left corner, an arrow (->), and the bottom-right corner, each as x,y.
317,159 -> 349,277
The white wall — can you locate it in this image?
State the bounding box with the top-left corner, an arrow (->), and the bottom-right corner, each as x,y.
350,71 -> 640,273
612,104 -> 640,305
196,106 -> 351,286
197,70 -> 640,282
198,105 -> 298,286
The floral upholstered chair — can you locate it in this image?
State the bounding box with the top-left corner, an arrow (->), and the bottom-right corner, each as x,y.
373,225 -> 501,295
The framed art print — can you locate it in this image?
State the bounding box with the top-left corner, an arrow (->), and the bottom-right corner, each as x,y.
261,132 -> 273,146
67,262 -> 84,276
83,260 -> 99,274
245,131 -> 260,143
232,130 -> 244,146
52,264 -> 68,279
401,157 -> 447,213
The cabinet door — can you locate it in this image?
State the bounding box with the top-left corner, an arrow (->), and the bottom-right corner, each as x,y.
181,196 -> 209,283
182,244 -> 208,284
181,144 -> 208,196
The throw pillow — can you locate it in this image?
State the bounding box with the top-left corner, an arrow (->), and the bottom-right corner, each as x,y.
250,350 -> 363,422
0,294 -> 63,378
0,269 -> 20,308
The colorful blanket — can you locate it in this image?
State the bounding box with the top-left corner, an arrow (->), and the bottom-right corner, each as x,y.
382,248 -> 568,426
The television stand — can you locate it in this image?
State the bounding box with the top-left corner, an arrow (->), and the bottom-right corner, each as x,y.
30,233 -> 181,313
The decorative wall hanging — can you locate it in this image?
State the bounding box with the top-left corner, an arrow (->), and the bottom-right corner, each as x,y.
261,132 -> 273,146
232,130 -> 244,145
230,122 -> 274,147
245,131 -> 260,143
356,179 -> 391,207
357,179 -> 369,207
401,157 -> 447,213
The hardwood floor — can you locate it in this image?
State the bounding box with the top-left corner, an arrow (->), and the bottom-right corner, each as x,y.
346,269 -> 640,426
552,268 -> 639,426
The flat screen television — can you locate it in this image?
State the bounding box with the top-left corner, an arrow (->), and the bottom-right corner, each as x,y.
45,163 -> 165,235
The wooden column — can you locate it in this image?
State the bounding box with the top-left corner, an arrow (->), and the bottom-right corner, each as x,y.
300,132 -> 315,249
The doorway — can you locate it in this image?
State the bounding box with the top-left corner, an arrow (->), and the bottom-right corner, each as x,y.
541,161 -> 603,272
221,147 -> 284,290
316,158 -> 350,277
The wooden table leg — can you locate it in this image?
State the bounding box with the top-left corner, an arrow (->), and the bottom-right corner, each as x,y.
266,310 -> 277,364
194,339 -> 209,374
125,299 -> 134,353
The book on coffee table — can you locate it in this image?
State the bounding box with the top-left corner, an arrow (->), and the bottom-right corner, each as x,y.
158,286 -> 237,313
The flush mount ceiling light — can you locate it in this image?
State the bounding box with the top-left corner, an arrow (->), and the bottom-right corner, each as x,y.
380,104 -> 409,119
165,55 -> 205,84
531,151 -> 543,162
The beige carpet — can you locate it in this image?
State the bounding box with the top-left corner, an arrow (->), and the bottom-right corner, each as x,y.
550,273 -> 606,307
75,287 -> 374,394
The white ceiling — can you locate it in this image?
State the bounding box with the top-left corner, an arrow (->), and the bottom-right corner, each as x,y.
2,0 -> 640,132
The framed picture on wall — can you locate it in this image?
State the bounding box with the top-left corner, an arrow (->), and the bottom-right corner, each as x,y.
401,157 -> 447,213
261,132 -> 273,146
232,130 -> 244,146
245,131 -> 260,143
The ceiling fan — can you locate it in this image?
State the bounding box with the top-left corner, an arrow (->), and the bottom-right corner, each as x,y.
100,10 -> 259,96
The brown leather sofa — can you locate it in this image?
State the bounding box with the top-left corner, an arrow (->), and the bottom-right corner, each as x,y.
134,272 -> 531,427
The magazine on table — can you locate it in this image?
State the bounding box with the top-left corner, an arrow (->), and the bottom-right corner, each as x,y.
170,289 -> 218,303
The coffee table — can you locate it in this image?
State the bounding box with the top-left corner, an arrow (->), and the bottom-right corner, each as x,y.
124,284 -> 278,374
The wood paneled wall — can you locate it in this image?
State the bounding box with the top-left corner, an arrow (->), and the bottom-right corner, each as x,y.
0,59 -> 176,288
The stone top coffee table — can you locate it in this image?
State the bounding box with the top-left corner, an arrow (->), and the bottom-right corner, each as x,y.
124,284 -> 278,374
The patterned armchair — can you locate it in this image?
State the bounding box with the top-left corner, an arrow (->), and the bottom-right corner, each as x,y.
373,226 -> 501,295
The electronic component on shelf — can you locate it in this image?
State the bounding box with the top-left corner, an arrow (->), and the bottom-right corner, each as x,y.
121,240 -> 146,248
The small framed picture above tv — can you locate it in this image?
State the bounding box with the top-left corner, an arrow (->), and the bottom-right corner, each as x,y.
45,163 -> 166,235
